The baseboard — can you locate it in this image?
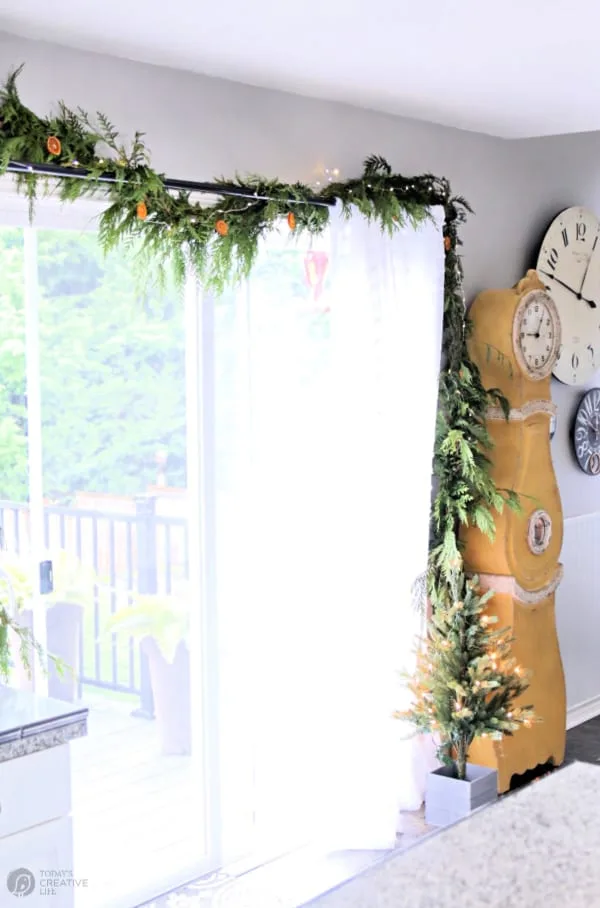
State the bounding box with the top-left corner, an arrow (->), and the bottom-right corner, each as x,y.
567,695 -> 600,730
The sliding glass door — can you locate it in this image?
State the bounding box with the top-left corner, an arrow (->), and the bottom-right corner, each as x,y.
0,187 -> 390,904
0,190 -> 215,907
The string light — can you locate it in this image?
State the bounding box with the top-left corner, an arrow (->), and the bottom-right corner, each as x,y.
316,167 -> 341,187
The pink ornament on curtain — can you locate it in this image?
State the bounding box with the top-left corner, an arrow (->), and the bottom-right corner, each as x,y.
304,251 -> 329,300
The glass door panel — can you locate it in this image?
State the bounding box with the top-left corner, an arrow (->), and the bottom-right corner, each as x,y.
213,228 -> 334,863
0,199 -> 214,907
0,224 -> 32,686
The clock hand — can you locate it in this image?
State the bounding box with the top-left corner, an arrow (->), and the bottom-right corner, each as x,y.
539,269 -> 597,308
581,240 -> 600,303
539,270 -> 577,295
580,292 -> 596,309
580,252 -> 594,292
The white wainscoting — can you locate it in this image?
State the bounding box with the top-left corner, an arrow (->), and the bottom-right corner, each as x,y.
558,513 -> 600,728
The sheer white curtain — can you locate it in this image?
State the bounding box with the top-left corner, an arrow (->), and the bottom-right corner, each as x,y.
214,204 -> 444,860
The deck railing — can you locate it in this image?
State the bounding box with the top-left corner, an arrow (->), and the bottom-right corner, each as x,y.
0,496 -> 189,716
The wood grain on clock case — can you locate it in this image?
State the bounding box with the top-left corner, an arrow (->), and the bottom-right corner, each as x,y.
463,269 -> 566,793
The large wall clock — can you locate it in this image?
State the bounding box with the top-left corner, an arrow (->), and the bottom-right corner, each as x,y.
536,206 -> 600,386
573,388 -> 600,474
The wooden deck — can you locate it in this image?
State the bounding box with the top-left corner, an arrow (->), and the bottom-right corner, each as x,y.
70,694 -> 207,908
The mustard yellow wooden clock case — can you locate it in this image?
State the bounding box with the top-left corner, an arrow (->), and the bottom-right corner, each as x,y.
463,269 -> 566,793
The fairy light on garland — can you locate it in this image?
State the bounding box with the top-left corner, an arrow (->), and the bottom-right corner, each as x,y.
314,165 -> 340,188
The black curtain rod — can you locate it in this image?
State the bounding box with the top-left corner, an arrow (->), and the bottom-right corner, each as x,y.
6,160 -> 335,207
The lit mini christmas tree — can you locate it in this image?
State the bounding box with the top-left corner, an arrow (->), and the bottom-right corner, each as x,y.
397,568 -> 535,781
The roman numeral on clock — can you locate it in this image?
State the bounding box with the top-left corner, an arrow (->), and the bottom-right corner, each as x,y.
546,248 -> 559,271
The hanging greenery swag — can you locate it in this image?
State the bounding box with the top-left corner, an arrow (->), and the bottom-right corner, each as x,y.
0,65 -> 517,647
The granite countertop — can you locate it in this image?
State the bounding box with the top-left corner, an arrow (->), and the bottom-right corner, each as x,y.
307,761 -> 600,908
0,686 -> 88,763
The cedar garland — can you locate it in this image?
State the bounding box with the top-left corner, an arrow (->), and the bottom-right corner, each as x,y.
0,65 -> 518,638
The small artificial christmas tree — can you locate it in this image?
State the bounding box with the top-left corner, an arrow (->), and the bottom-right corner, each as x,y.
397,568 -> 535,781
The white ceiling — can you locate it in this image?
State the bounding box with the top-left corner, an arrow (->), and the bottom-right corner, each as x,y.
0,0 -> 596,139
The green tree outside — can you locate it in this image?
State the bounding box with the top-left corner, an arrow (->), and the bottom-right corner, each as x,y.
0,226 -> 186,503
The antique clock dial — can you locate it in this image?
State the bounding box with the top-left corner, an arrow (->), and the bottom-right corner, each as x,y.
536,206 -> 600,386
513,289 -> 561,380
573,388 -> 600,475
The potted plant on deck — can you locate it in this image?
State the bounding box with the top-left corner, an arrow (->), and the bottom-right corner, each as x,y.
0,550 -> 94,701
43,550 -> 96,701
396,569 -> 535,826
0,557 -> 62,686
103,587 -> 190,756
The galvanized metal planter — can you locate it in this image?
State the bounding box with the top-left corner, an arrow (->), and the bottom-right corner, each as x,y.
425,763 -> 498,827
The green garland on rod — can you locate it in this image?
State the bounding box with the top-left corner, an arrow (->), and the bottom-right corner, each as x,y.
0,65 -> 515,616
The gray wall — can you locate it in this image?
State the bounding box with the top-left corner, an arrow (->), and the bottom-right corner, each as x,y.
0,31 -> 598,716
518,131 -> 600,717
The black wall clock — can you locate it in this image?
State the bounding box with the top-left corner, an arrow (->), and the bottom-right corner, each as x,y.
573,388 -> 600,474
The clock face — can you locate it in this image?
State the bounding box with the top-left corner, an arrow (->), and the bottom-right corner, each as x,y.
513,289 -> 561,380
536,206 -> 600,386
573,388 -> 600,475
